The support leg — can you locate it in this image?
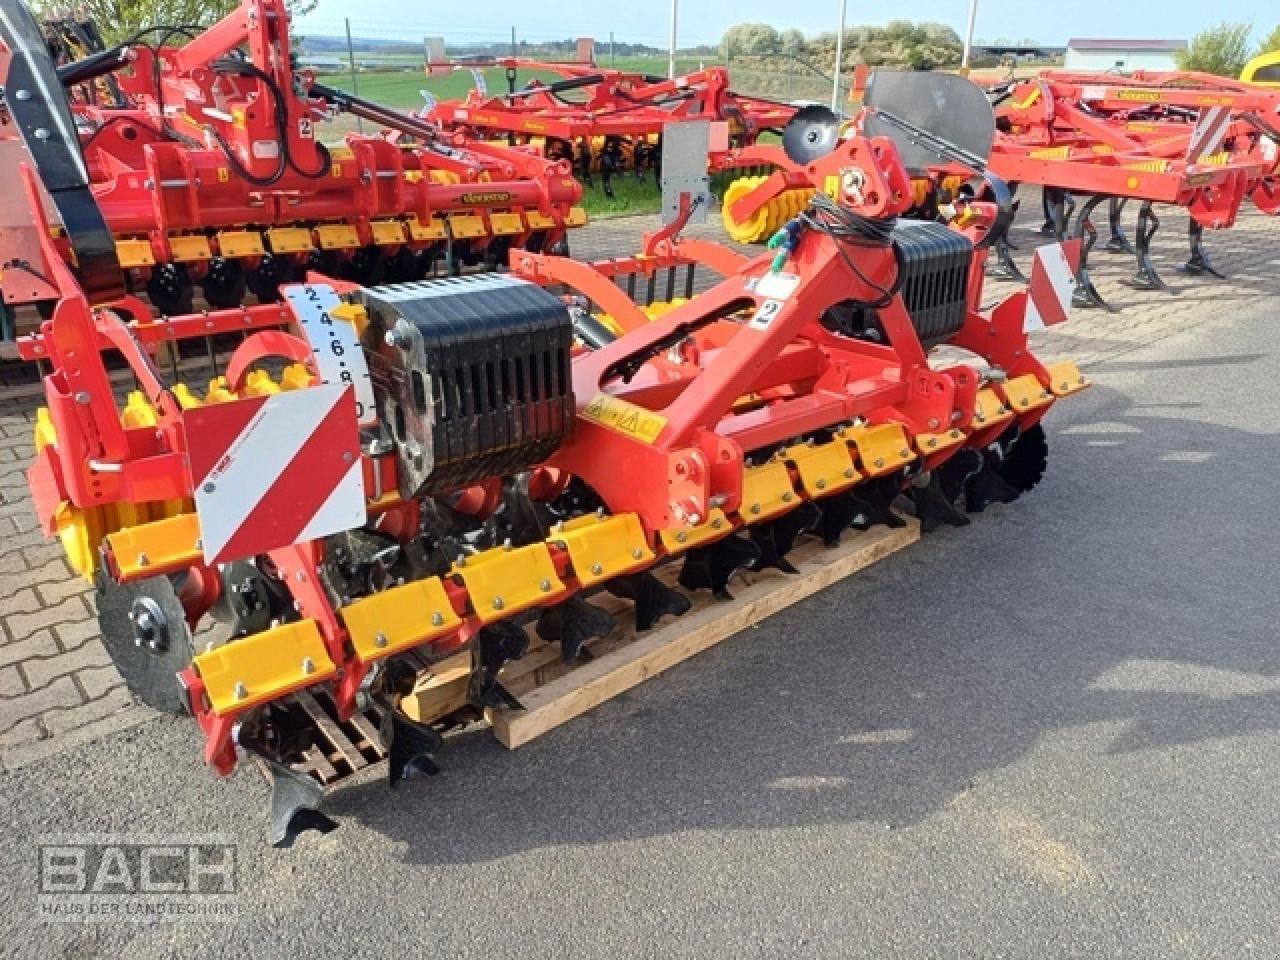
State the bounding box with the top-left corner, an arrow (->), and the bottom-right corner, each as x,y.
1105,198 -> 1134,254
1041,188 -> 1074,241
1178,218 -> 1227,279
1071,195 -> 1111,311
1124,201 -> 1168,292
989,235 -> 1026,281
1037,189 -> 1056,235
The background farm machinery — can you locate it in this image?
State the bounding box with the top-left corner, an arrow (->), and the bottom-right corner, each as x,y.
423,47 -> 797,198
0,0 -> 585,329
718,68 -> 1279,311
6,0 -> 1087,843
985,70 -> 1280,305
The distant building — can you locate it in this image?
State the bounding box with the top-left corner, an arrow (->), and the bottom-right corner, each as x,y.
1064,38 -> 1186,72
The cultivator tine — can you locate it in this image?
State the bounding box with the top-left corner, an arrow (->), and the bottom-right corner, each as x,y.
1105,198 -> 1135,254
678,535 -> 764,600
748,501 -> 822,573
1037,191 -> 1056,235
964,425 -> 1048,513
238,706 -> 337,847
1070,195 -> 1111,311
815,493 -> 862,547
989,192 -> 1024,279
1179,219 -> 1226,279
989,235 -> 1026,282
262,760 -> 334,847
372,659 -> 445,788
537,595 -> 618,662
469,622 -> 530,710
385,712 -> 444,786
607,572 -> 692,631
1040,188 -> 1074,240
849,476 -> 909,531
906,449 -> 983,533
963,451 -> 1023,513
1125,201 -> 1168,291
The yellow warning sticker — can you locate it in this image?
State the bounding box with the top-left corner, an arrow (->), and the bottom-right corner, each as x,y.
581,394 -> 667,444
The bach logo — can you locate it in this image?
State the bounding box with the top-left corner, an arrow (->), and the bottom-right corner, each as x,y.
36,834 -> 238,923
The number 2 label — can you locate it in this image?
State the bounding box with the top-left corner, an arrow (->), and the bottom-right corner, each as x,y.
748,299 -> 783,331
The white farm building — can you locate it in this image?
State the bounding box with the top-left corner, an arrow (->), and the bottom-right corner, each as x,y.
1064,38 -> 1186,72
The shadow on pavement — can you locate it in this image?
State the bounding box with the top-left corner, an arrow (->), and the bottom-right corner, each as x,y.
314,377 -> 1280,866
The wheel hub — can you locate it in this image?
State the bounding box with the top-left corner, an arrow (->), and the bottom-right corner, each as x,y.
130,596 -> 169,652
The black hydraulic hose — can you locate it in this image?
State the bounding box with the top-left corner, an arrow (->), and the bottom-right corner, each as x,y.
55,43 -> 129,86
573,312 -> 618,349
311,81 -> 443,142
506,73 -> 605,98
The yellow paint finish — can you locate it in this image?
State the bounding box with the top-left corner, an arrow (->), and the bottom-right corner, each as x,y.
115,238 -> 156,268
266,227 -> 315,255
448,214 -> 488,239
315,223 -> 361,251
739,460 -> 798,522
343,577 -> 461,662
215,230 -> 265,258
489,212 -> 524,236
553,512 -> 653,588
1044,360 -> 1090,397
452,542 -> 565,623
1001,373 -> 1053,413
168,235 -> 212,263
785,440 -> 858,497
407,216 -> 448,241
370,220 -> 407,245
195,620 -> 336,715
973,387 -> 1014,430
840,422 -> 916,477
658,508 -> 732,554
104,513 -> 202,581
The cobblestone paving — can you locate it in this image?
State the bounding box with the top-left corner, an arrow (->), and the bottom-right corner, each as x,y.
0,200 -> 1275,770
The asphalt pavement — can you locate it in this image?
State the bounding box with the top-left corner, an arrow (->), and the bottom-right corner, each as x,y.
1,299 -> 1278,959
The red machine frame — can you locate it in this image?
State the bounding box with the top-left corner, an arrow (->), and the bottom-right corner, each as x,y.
20,119 -> 1085,780
1,0 -> 585,316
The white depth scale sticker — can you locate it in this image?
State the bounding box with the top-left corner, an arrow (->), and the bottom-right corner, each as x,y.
284,285 -> 377,427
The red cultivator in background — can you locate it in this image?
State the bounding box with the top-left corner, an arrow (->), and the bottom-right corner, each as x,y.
984,70 -> 1280,305
424,47 -> 796,196
6,0 -> 1086,844
0,0 -> 584,321
720,69 -> 1279,311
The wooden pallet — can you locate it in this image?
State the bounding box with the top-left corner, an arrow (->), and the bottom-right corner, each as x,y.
281,688 -> 387,786
260,519 -> 919,787
486,519 -> 920,748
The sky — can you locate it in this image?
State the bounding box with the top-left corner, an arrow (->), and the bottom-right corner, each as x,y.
294,0 -> 1280,48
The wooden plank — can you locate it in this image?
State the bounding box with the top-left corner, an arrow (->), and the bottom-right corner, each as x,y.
489,520 -> 919,749
295,690 -> 367,772
298,745 -> 339,784
345,708 -> 385,756
400,650 -> 473,724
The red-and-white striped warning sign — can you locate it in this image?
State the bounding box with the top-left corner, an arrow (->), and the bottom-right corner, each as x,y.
185,384 -> 365,565
1186,106 -> 1231,163
1023,241 -> 1079,332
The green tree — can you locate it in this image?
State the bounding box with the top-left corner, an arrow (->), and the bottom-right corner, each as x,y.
1257,24 -> 1280,56
36,0 -> 317,47
779,28 -> 806,57
1175,21 -> 1253,77
721,23 -> 782,58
